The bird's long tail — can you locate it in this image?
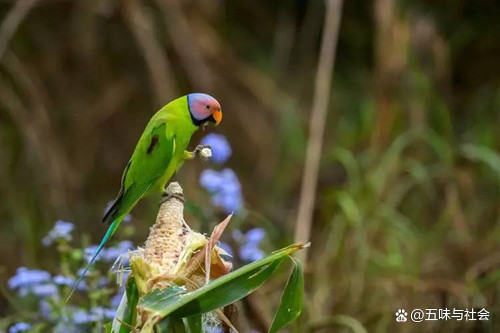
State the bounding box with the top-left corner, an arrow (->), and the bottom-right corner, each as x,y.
65,218 -> 122,303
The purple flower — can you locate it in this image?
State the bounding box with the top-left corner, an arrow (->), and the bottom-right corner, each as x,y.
84,245 -> 101,263
212,191 -> 243,213
53,275 -> 87,291
31,284 -> 58,297
111,293 -> 123,308
220,169 -> 241,190
70,307 -> 115,325
101,241 -> 134,261
92,306 -> 116,320
201,134 -> 232,164
97,276 -> 109,288
240,244 -> 265,262
73,309 -> 93,324
208,328 -> 224,333
245,228 -> 265,245
42,220 -> 74,246
240,228 -> 266,262
85,241 -> 133,264
218,242 -> 233,256
8,267 -> 51,290
200,168 -> 243,213
9,322 -> 31,333
232,228 -> 266,263
200,169 -> 225,192
40,299 -> 52,319
54,322 -> 79,333
231,230 -> 244,242
53,275 -> 74,286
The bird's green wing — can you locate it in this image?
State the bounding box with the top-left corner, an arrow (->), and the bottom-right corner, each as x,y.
68,119 -> 175,302
103,119 -> 175,224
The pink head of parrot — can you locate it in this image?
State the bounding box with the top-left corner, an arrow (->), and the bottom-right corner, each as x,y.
187,93 -> 222,126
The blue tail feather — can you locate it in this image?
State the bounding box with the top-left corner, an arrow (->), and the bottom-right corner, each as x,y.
65,219 -> 121,303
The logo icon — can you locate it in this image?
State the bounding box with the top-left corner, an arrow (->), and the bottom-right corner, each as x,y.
396,309 -> 408,322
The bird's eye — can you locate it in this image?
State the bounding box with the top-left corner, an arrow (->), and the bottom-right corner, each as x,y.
206,105 -> 210,109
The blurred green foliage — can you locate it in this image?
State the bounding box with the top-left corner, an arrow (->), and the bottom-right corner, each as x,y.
1,0 -> 500,332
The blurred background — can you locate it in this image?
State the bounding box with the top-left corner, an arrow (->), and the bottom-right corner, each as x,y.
1,0 -> 500,332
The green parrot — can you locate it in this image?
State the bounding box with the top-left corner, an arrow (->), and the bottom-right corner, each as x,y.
68,93 -> 222,301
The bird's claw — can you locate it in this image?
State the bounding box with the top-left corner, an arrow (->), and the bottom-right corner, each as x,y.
194,144 -> 212,161
161,192 -> 185,204
194,144 -> 211,153
184,145 -> 212,161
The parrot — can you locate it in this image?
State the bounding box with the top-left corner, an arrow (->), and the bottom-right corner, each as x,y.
67,93 -> 222,301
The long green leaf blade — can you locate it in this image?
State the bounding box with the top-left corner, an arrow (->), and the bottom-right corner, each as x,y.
141,259 -> 282,319
269,257 -> 304,333
139,242 -> 309,320
175,259 -> 283,317
154,316 -> 187,333
140,285 -> 186,315
184,314 -> 202,333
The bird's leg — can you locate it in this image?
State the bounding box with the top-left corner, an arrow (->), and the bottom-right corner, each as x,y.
161,188 -> 185,204
183,144 -> 212,161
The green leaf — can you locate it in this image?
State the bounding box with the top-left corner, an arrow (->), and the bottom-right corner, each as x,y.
112,277 -> 139,333
139,242 -> 309,320
155,316 -> 187,333
184,314 -> 202,333
142,259 -> 282,319
269,257 -> 304,333
177,259 -> 283,317
460,143 -> 500,179
141,285 -> 186,313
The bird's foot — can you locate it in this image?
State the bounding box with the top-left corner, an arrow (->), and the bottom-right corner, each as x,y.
185,145 -> 212,161
161,192 -> 185,204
